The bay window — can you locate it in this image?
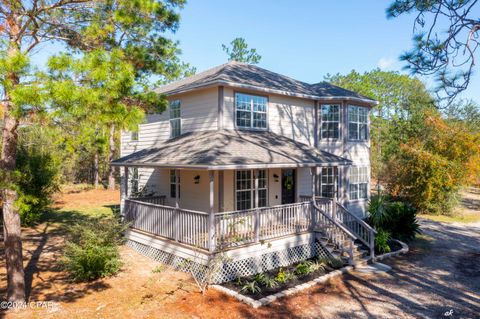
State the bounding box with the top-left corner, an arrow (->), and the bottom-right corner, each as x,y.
320,167 -> 338,198
348,105 -> 368,141
320,104 -> 340,139
349,166 -> 368,200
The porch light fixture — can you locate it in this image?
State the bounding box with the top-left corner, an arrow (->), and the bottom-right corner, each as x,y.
194,175 -> 200,184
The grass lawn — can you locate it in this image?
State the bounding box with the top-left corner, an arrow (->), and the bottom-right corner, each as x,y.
419,187 -> 480,224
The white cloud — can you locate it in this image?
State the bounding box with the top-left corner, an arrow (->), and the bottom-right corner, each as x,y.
377,57 -> 395,70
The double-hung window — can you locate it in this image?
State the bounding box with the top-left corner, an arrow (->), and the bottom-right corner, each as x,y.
169,100 -> 181,138
320,167 -> 338,198
235,93 -> 267,129
235,170 -> 268,210
349,167 -> 368,200
348,105 -> 368,141
320,104 -> 340,139
170,170 -> 180,198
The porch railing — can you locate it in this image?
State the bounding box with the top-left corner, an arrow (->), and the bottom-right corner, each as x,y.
213,202 -> 312,248
129,195 -> 166,206
124,196 -> 375,258
124,199 -> 209,250
333,201 -> 376,259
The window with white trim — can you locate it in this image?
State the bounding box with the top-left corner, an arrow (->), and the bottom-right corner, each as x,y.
348,105 -> 368,141
235,93 -> 267,129
320,104 -> 340,139
349,166 -> 368,200
235,170 -> 268,210
170,170 -> 180,198
169,100 -> 181,138
320,167 -> 338,198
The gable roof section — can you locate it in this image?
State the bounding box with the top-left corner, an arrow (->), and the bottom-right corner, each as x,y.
155,61 -> 377,105
112,130 -> 352,169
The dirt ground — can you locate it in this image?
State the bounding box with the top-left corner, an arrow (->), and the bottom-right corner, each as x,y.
1,188 -> 480,318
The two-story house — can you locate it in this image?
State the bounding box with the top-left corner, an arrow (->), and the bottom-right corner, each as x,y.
112,61 -> 378,283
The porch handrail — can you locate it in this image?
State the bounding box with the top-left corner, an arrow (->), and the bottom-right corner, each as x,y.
124,199 -> 209,250
312,201 -> 356,264
334,201 -> 376,259
128,195 -> 166,206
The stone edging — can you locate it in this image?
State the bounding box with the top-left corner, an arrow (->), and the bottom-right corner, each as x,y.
211,266 -> 354,309
212,239 -> 409,308
374,239 -> 409,262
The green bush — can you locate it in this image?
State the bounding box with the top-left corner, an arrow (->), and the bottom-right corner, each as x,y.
368,197 -> 420,242
275,268 -> 296,284
62,217 -> 126,281
15,146 -> 59,226
375,229 -> 391,254
241,280 -> 261,294
295,261 -> 313,276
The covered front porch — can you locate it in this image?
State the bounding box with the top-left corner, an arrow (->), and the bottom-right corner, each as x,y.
113,130 -> 375,282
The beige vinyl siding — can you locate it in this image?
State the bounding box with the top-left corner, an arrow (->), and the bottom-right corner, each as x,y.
268,168 -> 282,207
121,87 -> 219,158
296,168 -> 313,200
223,170 -> 235,212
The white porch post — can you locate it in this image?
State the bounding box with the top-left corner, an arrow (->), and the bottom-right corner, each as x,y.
174,169 -> 180,242
120,166 -> 129,218
310,167 -> 316,230
310,167 -> 316,200
175,169 -> 180,208
254,170 -> 260,243
208,171 -> 216,252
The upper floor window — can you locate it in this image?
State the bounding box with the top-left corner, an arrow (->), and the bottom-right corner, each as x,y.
348,105 -> 368,141
170,100 -> 181,138
349,166 -> 368,200
235,93 -> 267,129
320,104 -> 340,139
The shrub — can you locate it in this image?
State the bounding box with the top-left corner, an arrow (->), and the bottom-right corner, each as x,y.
62,217 -> 126,281
275,268 -> 296,284
15,146 -> 59,226
295,261 -> 313,276
328,258 -> 344,269
308,260 -> 326,273
241,280 -> 261,294
375,229 -> 391,254
260,275 -> 278,289
369,199 -> 420,242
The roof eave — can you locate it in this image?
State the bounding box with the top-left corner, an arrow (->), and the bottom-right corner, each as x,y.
158,80 -> 378,106
111,161 -> 353,170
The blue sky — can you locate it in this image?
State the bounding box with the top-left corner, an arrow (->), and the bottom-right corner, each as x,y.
169,0 -> 480,102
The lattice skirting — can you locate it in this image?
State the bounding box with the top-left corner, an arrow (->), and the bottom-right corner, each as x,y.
126,238 -> 333,284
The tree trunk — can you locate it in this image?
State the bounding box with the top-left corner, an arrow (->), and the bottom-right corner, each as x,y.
107,124 -> 116,190
94,151 -> 99,188
1,111 -> 25,303
1,23 -> 26,301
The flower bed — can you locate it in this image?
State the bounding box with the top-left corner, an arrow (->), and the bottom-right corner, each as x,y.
222,256 -> 346,300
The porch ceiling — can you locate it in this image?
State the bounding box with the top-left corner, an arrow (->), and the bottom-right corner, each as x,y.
112,130 -> 352,169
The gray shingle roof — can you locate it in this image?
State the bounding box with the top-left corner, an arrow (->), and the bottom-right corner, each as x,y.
112,130 -> 352,169
154,61 -> 376,104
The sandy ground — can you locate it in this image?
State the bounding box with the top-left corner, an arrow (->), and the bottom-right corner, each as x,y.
1,188 -> 479,318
